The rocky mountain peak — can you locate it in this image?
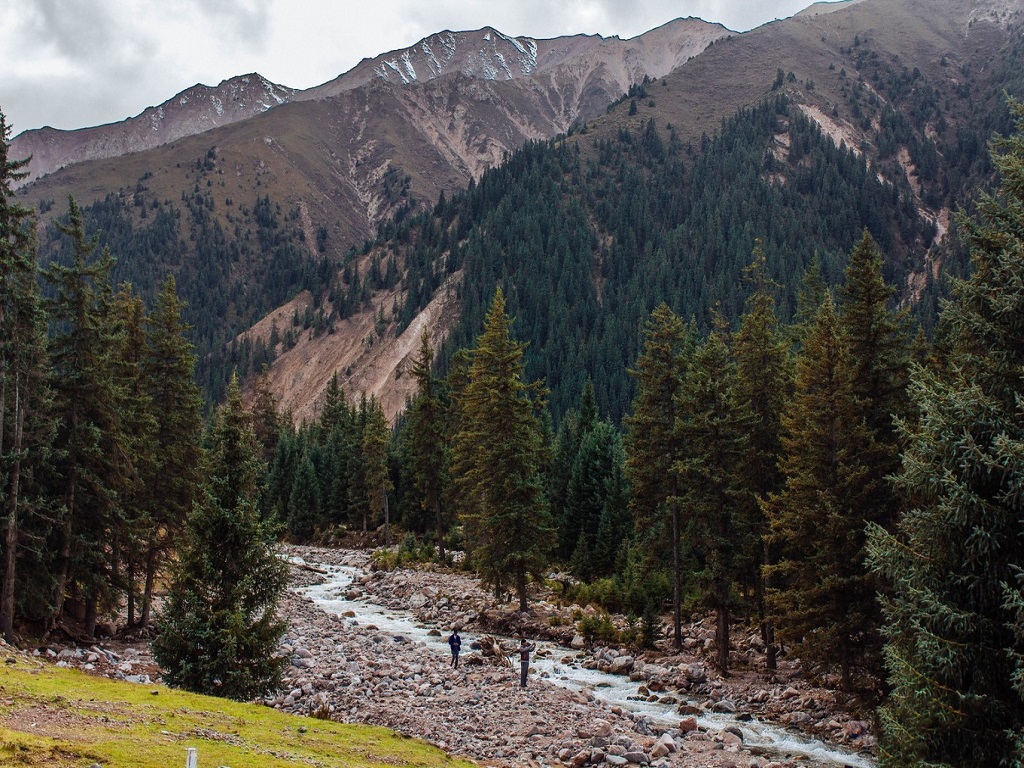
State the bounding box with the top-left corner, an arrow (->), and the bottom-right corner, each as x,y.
11,73 -> 296,186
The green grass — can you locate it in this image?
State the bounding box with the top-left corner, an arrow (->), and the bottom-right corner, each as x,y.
0,655 -> 474,767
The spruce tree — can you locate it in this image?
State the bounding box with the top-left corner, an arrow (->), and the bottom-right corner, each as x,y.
153,375 -> 286,699
675,327 -> 750,673
566,420 -> 626,582
624,303 -> 692,648
839,230 -> 910,442
0,109 -> 55,640
363,396 -> 392,545
450,289 -> 552,610
867,101 -> 1024,767
764,294 -> 881,690
139,276 -> 204,628
407,330 -> 450,559
43,198 -> 128,636
110,286 -> 158,630
733,249 -> 791,670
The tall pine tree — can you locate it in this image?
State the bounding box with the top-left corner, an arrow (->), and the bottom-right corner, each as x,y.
733,248 -> 791,670
0,110 -> 55,641
765,294 -> 881,690
43,198 -> 129,637
451,289 -> 552,610
675,326 -> 750,673
624,304 -> 692,648
407,330 -> 450,560
153,375 -> 287,699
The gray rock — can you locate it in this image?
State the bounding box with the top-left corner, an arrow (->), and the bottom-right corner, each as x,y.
609,655 -> 635,675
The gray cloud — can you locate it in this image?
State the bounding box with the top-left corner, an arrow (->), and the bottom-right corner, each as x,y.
196,0 -> 274,44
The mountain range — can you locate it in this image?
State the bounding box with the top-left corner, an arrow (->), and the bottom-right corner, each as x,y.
11,0 -> 1024,421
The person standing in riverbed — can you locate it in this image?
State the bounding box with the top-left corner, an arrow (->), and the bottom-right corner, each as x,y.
517,638 -> 535,687
447,627 -> 462,669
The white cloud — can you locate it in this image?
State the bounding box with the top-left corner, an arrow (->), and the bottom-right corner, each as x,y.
0,0 -> 816,135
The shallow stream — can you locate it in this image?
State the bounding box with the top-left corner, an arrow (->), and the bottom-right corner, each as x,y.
294,558 -> 874,768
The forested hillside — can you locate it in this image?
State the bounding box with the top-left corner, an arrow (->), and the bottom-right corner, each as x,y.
15,0 -> 1022,418
362,91 -> 984,421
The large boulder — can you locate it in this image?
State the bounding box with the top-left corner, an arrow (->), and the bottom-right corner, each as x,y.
609,655 -> 635,675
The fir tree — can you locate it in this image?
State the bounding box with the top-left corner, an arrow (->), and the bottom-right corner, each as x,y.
43,198 -> 128,636
110,285 -> 158,630
450,289 -> 553,610
138,276 -> 204,628
675,326 -> 750,673
407,330 -> 450,560
624,304 -> 692,648
153,375 -> 287,699
867,100 -> 1024,767
732,248 -> 791,670
839,230 -> 910,443
363,396 -> 392,545
0,109 -> 55,640
566,420 -> 627,581
764,294 -> 882,690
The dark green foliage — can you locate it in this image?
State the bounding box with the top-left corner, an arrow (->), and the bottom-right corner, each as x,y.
406,331 -> 451,559
450,289 -> 553,610
43,198 -> 131,635
153,376 -> 287,699
867,100 -> 1024,768
675,327 -> 750,673
261,377 -> 396,542
390,97 -> 932,424
732,249 -> 791,669
565,421 -> 629,582
623,304 -> 692,648
0,109 -> 56,641
136,276 -> 205,627
765,295 -> 882,691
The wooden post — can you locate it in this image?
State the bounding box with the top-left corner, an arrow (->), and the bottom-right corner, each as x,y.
185,747 -> 198,768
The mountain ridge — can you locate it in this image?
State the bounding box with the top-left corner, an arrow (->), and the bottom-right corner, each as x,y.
13,0 -> 1024,422
12,74 -> 296,185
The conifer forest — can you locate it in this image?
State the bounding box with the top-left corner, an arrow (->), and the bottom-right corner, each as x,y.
3,63 -> 1024,768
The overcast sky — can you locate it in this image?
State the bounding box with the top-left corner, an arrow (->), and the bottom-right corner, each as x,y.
1,0 -> 816,136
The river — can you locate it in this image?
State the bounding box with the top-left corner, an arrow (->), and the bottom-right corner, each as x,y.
293,557 -> 875,768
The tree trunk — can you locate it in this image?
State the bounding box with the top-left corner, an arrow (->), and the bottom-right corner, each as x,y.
671,504 -> 682,650
760,539 -> 778,671
382,482 -> 391,547
141,544 -> 158,628
50,480 -> 75,633
716,599 -> 730,675
434,499 -> 445,562
84,591 -> 98,640
0,372 -> 22,642
517,568 -> 528,613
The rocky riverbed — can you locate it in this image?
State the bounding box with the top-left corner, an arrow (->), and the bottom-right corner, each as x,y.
32,545 -> 876,768
269,546 -> 875,768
